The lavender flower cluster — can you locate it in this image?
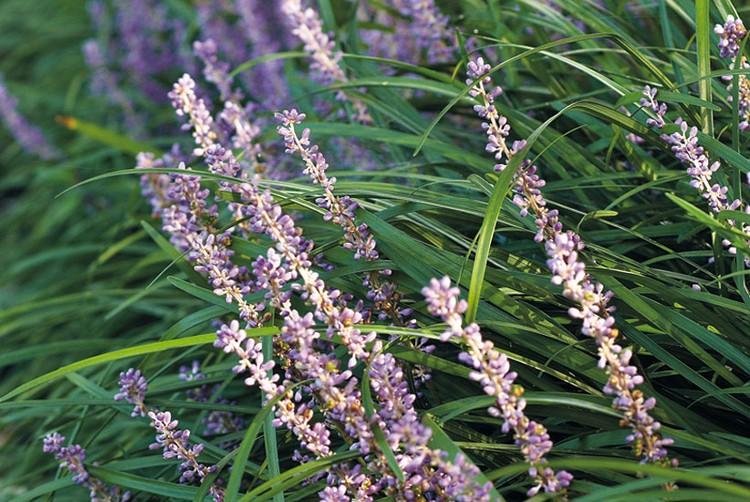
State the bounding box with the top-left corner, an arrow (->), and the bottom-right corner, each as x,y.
715,16 -> 750,132
149,410 -> 219,487
281,0 -> 372,123
276,109 -> 414,325
42,433 -> 130,501
641,86 -> 750,265
113,368 -> 226,500
423,277 -> 573,496
129,59 -> 566,497
113,367 -> 147,416
715,15 -> 747,59
467,56 -> 675,465
391,0 -> 455,63
0,74 -> 59,160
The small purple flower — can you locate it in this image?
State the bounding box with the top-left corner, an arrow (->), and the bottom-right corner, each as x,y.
114,368 -> 148,417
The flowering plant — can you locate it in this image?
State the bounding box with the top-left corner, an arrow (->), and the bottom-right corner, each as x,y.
3,1 -> 750,501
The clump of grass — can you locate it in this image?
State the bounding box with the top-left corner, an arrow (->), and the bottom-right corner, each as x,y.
2,1 -> 750,500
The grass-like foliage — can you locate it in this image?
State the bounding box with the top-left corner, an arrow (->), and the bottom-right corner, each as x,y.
1,0 -> 750,500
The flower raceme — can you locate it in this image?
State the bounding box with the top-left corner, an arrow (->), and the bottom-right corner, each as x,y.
277,109 -> 378,262
148,410 -> 219,487
116,369 -> 225,500
42,433 -> 131,501
113,368 -> 148,417
276,109 -> 416,327
281,0 -> 371,123
715,15 -> 750,131
423,277 -> 573,496
44,368 -> 223,501
467,56 -> 675,465
641,86 -> 750,265
133,68 -> 546,498
0,73 -> 60,160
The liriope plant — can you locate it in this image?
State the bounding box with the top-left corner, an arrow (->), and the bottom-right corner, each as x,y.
3,1 -> 750,501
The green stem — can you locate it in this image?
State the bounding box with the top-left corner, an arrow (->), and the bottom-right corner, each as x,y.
262,335 -> 284,502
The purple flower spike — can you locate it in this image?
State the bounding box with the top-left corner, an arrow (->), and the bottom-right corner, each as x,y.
276,108 -> 422,340
215,320 -> 279,396
391,0 -> 455,63
42,432 -> 130,500
423,277 -> 572,496
0,74 -> 60,160
466,57 -> 510,172
281,0 -> 371,123
194,39 -> 237,102
169,74 -> 217,155
114,368 -> 148,417
640,85 -> 667,128
43,433 -> 89,485
148,410 -> 224,501
467,55 -> 675,469
276,109 -> 377,262
645,87 -> 750,265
